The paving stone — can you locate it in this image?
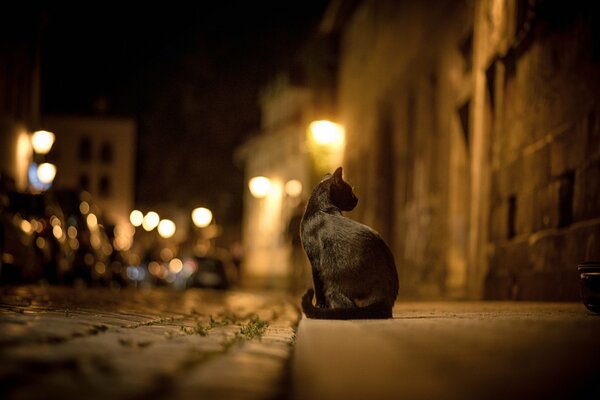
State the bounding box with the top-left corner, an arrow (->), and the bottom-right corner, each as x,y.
0,286 -> 300,400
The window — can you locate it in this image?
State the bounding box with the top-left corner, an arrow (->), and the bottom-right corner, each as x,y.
79,174 -> 90,191
100,141 -> 113,164
79,137 -> 92,162
99,175 -> 111,198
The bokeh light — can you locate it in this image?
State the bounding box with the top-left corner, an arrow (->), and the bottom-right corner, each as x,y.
192,207 -> 213,228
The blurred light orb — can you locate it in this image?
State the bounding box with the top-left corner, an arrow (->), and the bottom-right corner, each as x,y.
37,163 -> 57,184
129,210 -> 144,227
309,120 -> 345,147
67,226 -> 78,239
160,247 -> 174,261
142,211 -> 160,231
285,179 -> 303,197
20,219 -> 32,234
79,201 -> 90,214
52,225 -> 63,240
248,176 -> 271,198
157,219 -> 176,238
169,258 -> 183,274
192,207 -> 213,228
87,213 -> 98,229
31,130 -> 55,154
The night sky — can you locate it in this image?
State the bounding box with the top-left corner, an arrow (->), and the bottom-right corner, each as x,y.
38,2 -> 330,226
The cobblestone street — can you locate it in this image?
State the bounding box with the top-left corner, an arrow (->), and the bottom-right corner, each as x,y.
0,286 -> 299,400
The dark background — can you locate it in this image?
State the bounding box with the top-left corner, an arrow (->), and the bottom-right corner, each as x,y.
38,1 -> 330,225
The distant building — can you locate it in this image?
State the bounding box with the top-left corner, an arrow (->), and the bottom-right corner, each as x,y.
42,114 -> 136,228
236,77 -> 314,288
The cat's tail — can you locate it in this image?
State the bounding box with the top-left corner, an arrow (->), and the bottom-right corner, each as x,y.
301,288 -> 393,320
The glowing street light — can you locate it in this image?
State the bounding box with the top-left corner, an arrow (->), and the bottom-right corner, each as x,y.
248,176 -> 271,198
129,210 -> 144,227
31,130 -> 55,154
192,207 -> 213,228
285,179 -> 303,197
308,120 -> 345,148
142,211 -> 160,231
157,219 -> 176,239
36,163 -> 56,184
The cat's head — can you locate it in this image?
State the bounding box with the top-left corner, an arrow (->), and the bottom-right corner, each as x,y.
325,167 -> 358,211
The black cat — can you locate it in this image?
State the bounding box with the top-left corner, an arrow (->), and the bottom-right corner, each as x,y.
300,167 -> 399,319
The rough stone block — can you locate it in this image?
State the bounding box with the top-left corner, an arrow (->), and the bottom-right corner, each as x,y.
515,190 -> 534,235
506,239 -> 531,274
521,144 -> 550,190
529,233 -> 563,273
550,124 -> 586,178
573,158 -> 600,221
535,181 -> 563,230
489,201 -> 507,241
586,109 -> 600,160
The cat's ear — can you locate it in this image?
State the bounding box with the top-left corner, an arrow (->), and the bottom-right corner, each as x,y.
321,173 -> 332,182
333,167 -> 343,181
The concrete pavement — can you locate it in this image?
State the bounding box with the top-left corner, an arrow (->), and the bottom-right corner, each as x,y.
292,302 -> 600,400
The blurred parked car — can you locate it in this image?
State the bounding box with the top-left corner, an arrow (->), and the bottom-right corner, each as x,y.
0,191 -> 72,283
53,189 -> 114,285
186,249 -> 238,290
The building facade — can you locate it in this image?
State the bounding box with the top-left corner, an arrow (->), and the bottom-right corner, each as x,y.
42,114 -> 136,228
333,0 -> 600,299
236,78 -> 314,288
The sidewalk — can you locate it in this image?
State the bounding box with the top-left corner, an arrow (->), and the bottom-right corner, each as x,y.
292,301 -> 600,400
0,285 -> 298,400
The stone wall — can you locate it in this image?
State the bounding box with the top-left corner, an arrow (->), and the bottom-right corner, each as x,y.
336,0 -> 600,299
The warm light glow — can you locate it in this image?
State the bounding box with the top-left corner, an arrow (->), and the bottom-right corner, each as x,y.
157,219 -> 176,239
52,225 -> 63,240
87,213 -> 98,229
160,247 -> 174,261
142,211 -> 160,231
37,163 -> 57,184
285,179 -> 303,197
31,130 -> 55,154
308,120 -> 345,147
192,207 -> 213,228
169,258 -> 183,274
249,176 -> 271,198
67,226 -> 78,238
129,210 -> 144,227
79,201 -> 90,214
20,220 -> 32,235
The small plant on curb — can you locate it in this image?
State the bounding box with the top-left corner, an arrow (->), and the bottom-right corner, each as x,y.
239,316 -> 269,340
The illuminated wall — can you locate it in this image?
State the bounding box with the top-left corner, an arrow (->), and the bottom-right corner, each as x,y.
334,0 -> 600,300
237,79 -> 313,287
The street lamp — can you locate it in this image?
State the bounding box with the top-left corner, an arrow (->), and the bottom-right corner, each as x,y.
142,211 -> 160,231
308,120 -> 344,148
157,219 -> 176,239
307,120 -> 346,177
129,210 -> 144,227
192,207 -> 213,228
285,179 -> 303,197
248,176 -> 271,198
36,163 -> 57,184
31,130 -> 55,155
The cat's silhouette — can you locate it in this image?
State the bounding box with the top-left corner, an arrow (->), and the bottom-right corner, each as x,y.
300,167 -> 398,319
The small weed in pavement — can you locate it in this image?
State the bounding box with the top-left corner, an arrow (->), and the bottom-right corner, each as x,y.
239,316 -> 269,340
